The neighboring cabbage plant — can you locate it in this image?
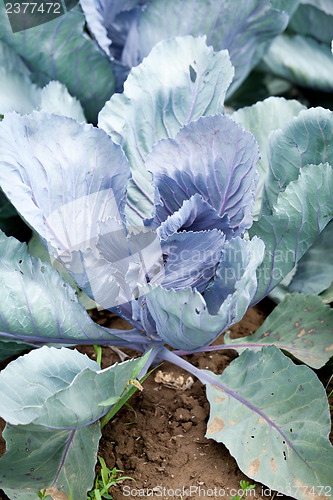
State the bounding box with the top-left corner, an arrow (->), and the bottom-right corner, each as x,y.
0,37 -> 332,499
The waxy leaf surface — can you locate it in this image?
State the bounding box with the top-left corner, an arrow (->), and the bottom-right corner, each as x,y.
145,237 -> 264,350
0,347 -> 148,497
232,97 -> 306,217
206,347 -> 333,499
0,6 -> 115,122
124,0 -> 288,94
99,36 -> 234,223
224,293 -> 333,369
250,164 -> 333,304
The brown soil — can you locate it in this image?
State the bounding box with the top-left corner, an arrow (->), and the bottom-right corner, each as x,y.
0,299 -> 332,500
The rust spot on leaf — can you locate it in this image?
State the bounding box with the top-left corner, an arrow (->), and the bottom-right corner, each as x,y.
207,417 -> 225,435
270,457 -> 276,472
230,420 -> 237,426
44,488 -> 69,500
297,328 -> 306,338
248,458 -> 260,476
295,321 -> 301,327
212,385 -> 225,393
258,417 -> 265,424
325,344 -> 333,352
214,397 -> 225,402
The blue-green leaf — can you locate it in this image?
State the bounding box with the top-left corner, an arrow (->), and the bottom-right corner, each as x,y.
262,107 -> 333,214
0,230 -> 118,345
224,293 -> 333,369
0,112 -> 130,294
260,35 -> 333,93
250,164 -> 333,304
290,2 -> 333,43
0,347 -> 148,497
232,97 -> 306,217
0,6 -> 115,122
206,347 -> 333,498
289,221 -> 333,296
123,0 -> 288,94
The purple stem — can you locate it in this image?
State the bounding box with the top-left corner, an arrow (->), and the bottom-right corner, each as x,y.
173,343 -> 302,356
159,347 -> 314,472
52,429 -> 76,487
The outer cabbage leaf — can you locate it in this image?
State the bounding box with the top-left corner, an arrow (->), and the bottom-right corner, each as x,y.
250,164 -> 333,305
0,40 -> 85,121
260,35 -> 333,93
260,107 -> 333,301
39,81 -> 86,122
0,229 -> 124,345
205,347 -> 333,499
289,2 -> 333,43
269,0 -> 300,16
0,112 -> 130,291
232,97 -> 306,217
0,339 -> 35,363
146,114 -> 259,235
262,107 -> 333,214
99,36 -> 234,224
224,293 -> 333,369
28,231 -> 95,310
0,5 -> 115,122
299,0 -> 333,15
145,237 -> 265,351
0,347 -> 148,497
123,0 -> 288,95
289,221 -> 333,296
0,40 -> 40,115
2,424 -> 100,500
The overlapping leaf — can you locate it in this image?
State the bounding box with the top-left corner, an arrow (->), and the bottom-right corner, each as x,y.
289,1 -> 333,43
123,0 -> 288,94
262,107 -> 333,214
0,5 -> 115,122
0,347 -> 148,497
0,40 -> 85,121
0,230 -> 121,345
224,293 -> 333,369
289,221 -> 333,296
99,36 -> 234,223
145,237 -> 265,351
250,163 -> 333,304
261,35 -> 333,93
80,0 -> 143,56
0,112 -> 130,292
205,346 -> 333,499
146,114 -> 259,235
232,97 -> 306,217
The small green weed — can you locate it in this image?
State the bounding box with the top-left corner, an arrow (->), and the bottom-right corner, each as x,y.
325,373 -> 333,409
230,480 -> 256,500
87,456 -> 135,500
37,490 -> 52,499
